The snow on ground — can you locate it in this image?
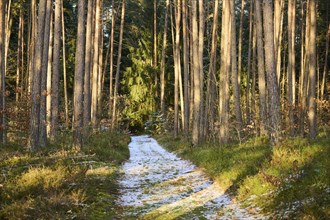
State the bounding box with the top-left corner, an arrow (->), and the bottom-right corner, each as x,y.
117,135 -> 266,219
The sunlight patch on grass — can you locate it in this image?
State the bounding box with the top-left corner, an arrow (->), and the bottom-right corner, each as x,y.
86,166 -> 116,177
142,183 -> 225,220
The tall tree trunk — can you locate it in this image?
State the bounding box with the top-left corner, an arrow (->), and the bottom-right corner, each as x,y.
29,0 -> 47,150
198,0 -> 205,140
255,0 -> 267,136
274,0 -> 284,83
263,0 -> 281,144
0,0 -> 5,143
321,24 -> 330,100
219,0 -> 230,144
28,0 -> 36,95
111,0 -> 125,131
46,12 -> 53,138
173,0 -> 181,137
91,0 -> 101,128
205,0 -> 219,139
308,0 -> 317,139
62,0 -> 69,129
182,0 -> 189,137
160,0 -> 169,114
97,0 -> 104,119
108,0 -> 115,119
231,0 -> 243,134
246,0 -> 253,124
288,0 -> 296,136
84,0 -> 94,127
192,0 -> 200,144
73,0 -> 86,151
51,0 -> 62,139
16,8 -> 23,104
153,0 -> 157,67
299,0 -> 306,135
238,0 -> 245,88
39,0 -> 52,147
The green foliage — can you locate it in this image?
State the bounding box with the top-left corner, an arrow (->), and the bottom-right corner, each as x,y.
0,132 -> 130,219
157,134 -> 330,218
121,40 -> 158,131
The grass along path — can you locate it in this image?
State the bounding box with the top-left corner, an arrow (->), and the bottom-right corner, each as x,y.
117,135 -> 265,219
0,132 -> 130,219
156,134 -> 330,219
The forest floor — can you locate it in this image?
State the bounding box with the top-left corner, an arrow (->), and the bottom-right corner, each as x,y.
156,132 -> 330,219
0,132 -> 130,219
117,135 -> 266,219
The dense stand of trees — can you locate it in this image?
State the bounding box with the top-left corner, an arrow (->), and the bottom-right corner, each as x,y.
0,0 -> 329,150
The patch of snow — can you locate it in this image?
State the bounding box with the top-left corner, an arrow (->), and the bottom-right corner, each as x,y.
117,135 -> 266,219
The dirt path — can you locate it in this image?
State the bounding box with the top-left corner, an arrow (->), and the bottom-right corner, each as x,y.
117,135 -> 265,219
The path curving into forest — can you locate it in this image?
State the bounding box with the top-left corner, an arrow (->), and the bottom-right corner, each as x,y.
117,135 -> 265,219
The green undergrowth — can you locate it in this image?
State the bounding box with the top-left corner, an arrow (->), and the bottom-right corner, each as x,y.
0,131 -> 130,219
156,134 -> 330,219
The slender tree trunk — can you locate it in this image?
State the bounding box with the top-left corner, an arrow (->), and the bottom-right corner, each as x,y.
238,0 -> 245,88
108,0 -> 115,119
251,17 -> 257,125
92,0 -> 101,128
51,0 -> 61,139
219,0 -> 230,144
84,0 -> 94,127
28,0 -> 36,95
16,8 -> 23,104
192,0 -> 200,144
29,0 -> 47,150
198,0 -> 205,140
0,0 -> 5,143
73,0 -> 86,151
39,0 -> 52,147
308,0 -> 317,139
274,0 -> 284,83
263,0 -> 281,144
255,0 -> 267,136
288,0 -> 296,136
205,0 -> 219,139
111,0 -> 125,131
321,24 -> 330,100
231,0 -> 243,133
160,0 -> 169,114
299,1 -> 306,135
173,0 -> 181,137
246,0 -> 253,124
97,0 -> 104,119
46,12 -> 53,138
62,0 -> 69,129
182,0 -> 189,137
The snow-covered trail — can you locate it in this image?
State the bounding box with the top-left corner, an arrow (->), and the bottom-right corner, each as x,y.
117,135 -> 264,219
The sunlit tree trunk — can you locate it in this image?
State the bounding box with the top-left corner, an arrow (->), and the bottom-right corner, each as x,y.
205,0 -> 219,139
97,0 -> 104,120
92,0 -> 101,128
192,0 -> 200,144
28,0 -> 36,95
62,0 -> 69,129
255,0 -> 267,136
111,0 -> 125,131
219,0 -> 230,144
108,0 -> 115,120
288,0 -> 296,136
182,0 -> 189,137
39,0 -> 52,147
198,0 -> 205,141
274,0 -> 284,83
263,0 -> 281,144
153,0 -> 157,67
73,0 -> 86,151
321,24 -> 330,100
84,0 -> 94,127
299,1 -> 306,135
16,8 -> 24,104
0,0 -> 5,143
231,0 -> 243,134
46,12 -> 53,138
246,0 -> 253,124
160,0 -> 169,114
51,0 -> 61,139
29,0 -> 46,150
238,0 -> 245,88
308,0 -> 317,139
